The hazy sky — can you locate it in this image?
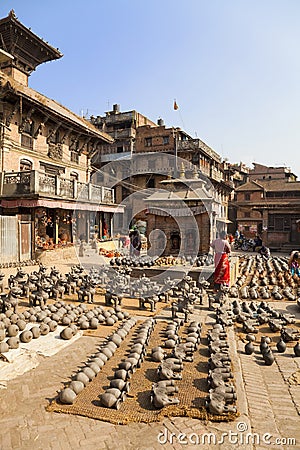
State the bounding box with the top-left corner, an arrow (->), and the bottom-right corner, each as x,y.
1,1 -> 300,174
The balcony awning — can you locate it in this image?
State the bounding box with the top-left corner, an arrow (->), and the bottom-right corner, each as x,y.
0,199 -> 124,213
216,217 -> 232,224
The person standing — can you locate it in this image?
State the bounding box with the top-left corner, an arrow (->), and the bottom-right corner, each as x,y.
210,230 -> 231,290
289,251 -> 300,276
129,227 -> 142,256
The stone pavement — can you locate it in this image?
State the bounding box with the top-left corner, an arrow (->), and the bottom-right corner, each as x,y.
0,260 -> 299,449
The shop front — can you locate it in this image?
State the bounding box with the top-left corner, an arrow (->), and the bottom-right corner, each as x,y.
0,198 -> 122,257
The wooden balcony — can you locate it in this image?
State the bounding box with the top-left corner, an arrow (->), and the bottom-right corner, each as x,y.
0,170 -> 115,204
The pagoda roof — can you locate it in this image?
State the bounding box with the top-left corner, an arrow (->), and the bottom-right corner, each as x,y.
0,70 -> 113,143
0,10 -> 62,75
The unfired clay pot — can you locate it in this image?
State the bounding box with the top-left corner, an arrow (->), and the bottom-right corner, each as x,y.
59,388 -> 77,404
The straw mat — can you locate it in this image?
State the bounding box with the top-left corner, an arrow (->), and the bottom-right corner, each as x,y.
47,320 -> 238,424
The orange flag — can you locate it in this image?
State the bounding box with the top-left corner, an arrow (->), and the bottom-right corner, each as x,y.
173,99 -> 179,110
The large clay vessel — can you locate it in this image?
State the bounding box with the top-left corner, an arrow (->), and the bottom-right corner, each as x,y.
294,341 -> 300,357
245,341 -> 254,355
276,339 -> 286,353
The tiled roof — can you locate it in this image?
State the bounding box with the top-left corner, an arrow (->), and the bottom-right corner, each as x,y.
0,71 -> 113,142
236,179 -> 300,192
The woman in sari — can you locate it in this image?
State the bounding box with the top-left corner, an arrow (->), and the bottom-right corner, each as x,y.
210,230 -> 231,290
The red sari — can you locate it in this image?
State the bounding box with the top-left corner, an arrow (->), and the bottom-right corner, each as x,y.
214,253 -> 230,285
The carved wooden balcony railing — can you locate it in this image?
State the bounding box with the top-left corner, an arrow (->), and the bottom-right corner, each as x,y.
0,170 -> 115,204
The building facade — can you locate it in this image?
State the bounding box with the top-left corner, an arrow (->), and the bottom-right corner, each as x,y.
91,106 -> 233,255
0,10 -> 120,262
235,176 -> 300,249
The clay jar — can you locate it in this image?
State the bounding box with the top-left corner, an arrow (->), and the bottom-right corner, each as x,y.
245,341 -> 255,355
263,349 -> 275,366
260,336 -> 271,354
294,342 -> 300,357
20,330 -> 33,343
59,388 -> 77,404
276,339 -> 286,353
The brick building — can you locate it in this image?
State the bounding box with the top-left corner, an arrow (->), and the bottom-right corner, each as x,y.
91,106 -> 233,254
0,10 -> 121,262
235,176 -> 300,249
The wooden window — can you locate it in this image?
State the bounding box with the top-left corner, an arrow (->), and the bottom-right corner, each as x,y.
145,137 -> 152,147
244,193 -> 251,200
70,151 -> 79,164
21,120 -> 34,150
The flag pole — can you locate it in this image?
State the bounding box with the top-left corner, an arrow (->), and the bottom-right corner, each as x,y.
173,99 -> 179,177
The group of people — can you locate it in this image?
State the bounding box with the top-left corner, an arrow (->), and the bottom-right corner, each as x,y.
118,227 -> 142,256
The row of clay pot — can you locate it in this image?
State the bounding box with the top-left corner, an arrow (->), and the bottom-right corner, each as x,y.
172,320 -> 201,363
206,323 -> 237,415
151,319 -> 201,408
0,319 -> 58,353
234,255 -> 298,297
99,318 -> 156,409
233,298 -> 296,336
0,260 -> 37,270
59,317 -> 137,405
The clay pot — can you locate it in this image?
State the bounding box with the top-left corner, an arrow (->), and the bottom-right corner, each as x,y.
20,330 -> 33,343
62,316 -> 71,326
16,320 -> 26,331
48,320 -> 58,332
69,324 -> 78,335
101,347 -> 113,359
276,339 -> 286,353
40,323 -> 50,335
60,327 -> 74,340
69,380 -> 85,394
7,336 -> 19,349
95,352 -> 108,363
82,367 -> 96,380
0,341 -> 9,352
0,329 -> 5,342
92,357 -> 105,368
106,342 -> 117,352
100,392 -> 119,408
80,320 -> 89,330
31,326 -> 41,339
89,318 -> 99,329
59,388 -> 77,404
110,334 -> 122,347
245,342 -> 255,355
75,372 -> 90,386
260,341 -> 269,354
263,349 -> 275,365
293,342 -> 300,357
10,314 -> 19,324
114,369 -> 128,381
7,324 -> 19,337
106,317 -> 115,326
87,362 -> 101,374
